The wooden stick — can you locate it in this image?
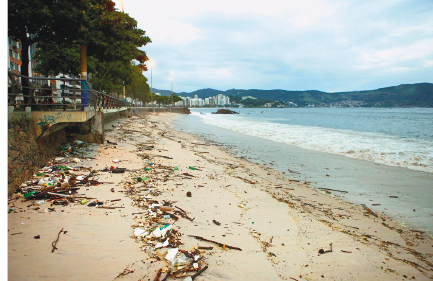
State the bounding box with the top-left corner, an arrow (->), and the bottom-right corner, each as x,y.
161,270 -> 171,281
192,266 -> 209,280
52,228 -> 64,253
153,268 -> 162,281
188,235 -> 242,251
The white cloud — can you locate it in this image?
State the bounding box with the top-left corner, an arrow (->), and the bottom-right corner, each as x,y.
148,19 -> 202,45
359,39 -> 433,69
215,68 -> 231,76
113,0 -> 433,92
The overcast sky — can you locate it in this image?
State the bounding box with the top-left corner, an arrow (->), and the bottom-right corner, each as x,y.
113,0 -> 433,93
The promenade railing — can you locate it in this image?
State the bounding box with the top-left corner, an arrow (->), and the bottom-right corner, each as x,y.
8,71 -> 130,111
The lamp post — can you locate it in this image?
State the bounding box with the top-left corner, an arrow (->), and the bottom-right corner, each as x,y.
170,72 -> 173,108
150,61 -> 153,107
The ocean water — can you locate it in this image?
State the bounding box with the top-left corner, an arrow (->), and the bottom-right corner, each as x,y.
170,108 -> 433,233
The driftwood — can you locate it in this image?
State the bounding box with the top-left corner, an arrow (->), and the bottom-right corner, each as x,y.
318,243 -> 332,255
52,228 -> 66,253
174,206 -> 195,221
161,270 -> 171,281
236,176 -> 256,184
318,187 -> 348,193
191,266 -> 208,280
153,268 -> 163,281
188,235 -> 242,251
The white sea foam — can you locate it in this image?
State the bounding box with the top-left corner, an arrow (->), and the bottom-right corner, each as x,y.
192,112 -> 433,173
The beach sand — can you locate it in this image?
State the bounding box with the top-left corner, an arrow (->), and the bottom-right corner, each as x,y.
7,112 -> 433,280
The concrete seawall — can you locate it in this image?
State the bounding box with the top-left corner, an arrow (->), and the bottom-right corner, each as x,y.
7,107 -> 190,196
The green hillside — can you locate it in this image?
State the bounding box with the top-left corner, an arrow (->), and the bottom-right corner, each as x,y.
153,83 -> 433,107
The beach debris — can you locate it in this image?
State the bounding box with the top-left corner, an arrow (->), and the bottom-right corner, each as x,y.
11,232 -> 23,235
236,176 -> 256,184
115,268 -> 134,279
188,265 -> 209,280
187,191 -> 192,197
318,243 -> 333,255
174,206 -> 195,222
34,235 -> 40,239
52,228 -> 66,253
197,246 -> 213,250
157,155 -> 173,159
213,220 -> 221,226
361,204 -> 378,217
188,235 -> 242,251
191,142 -> 210,146
318,187 -> 348,193
389,196 -> 398,198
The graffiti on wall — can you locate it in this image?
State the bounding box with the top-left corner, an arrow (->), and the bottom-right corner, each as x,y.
35,112 -> 72,137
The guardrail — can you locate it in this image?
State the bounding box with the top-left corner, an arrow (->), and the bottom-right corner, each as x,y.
8,71 -> 132,111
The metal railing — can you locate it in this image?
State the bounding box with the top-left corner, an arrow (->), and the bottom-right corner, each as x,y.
8,71 -> 131,111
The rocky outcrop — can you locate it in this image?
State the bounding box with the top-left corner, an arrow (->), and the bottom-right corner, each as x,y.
212,109 -> 239,114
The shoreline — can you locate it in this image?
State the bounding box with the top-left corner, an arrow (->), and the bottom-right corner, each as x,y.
171,110 -> 433,235
8,112 -> 433,280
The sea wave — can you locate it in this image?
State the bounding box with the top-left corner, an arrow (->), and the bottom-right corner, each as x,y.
192,112 -> 433,173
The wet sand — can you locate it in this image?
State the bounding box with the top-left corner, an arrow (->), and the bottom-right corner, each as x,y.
7,112 -> 433,280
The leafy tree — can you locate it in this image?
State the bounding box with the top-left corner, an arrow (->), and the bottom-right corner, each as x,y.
124,65 -> 151,104
154,95 -> 170,106
9,0 -> 151,101
8,0 -> 113,103
33,4 -> 151,95
170,94 -> 183,104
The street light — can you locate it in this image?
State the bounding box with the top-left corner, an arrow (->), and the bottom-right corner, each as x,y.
148,60 -> 153,107
170,72 -> 173,108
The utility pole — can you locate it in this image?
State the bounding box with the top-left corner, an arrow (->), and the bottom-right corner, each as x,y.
170,72 -> 173,108
150,61 -> 153,107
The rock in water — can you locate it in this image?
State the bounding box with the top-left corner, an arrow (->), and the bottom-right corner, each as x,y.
212,109 -> 239,114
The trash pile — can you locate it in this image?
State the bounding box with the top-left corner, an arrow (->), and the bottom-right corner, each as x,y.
108,117 -> 213,280
10,140 -> 111,209
119,164 -> 208,280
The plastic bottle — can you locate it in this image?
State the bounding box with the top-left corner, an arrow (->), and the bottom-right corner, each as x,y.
188,166 -> 195,170
24,191 -> 37,198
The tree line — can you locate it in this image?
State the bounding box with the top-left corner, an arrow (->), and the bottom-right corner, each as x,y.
8,0 -> 155,104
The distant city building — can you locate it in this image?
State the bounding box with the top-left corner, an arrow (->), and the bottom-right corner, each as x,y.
241,96 -> 257,100
175,93 -> 231,107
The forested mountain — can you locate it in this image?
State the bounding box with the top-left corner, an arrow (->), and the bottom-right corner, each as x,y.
153,83 -> 433,107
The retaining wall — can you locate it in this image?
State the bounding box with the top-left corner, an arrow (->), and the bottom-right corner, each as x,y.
8,115 -> 67,196
7,107 -> 190,197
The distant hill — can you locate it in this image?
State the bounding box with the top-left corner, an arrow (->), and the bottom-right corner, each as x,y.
153,83 -> 433,107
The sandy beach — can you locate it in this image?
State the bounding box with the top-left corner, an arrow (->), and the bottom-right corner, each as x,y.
7,112 -> 433,280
